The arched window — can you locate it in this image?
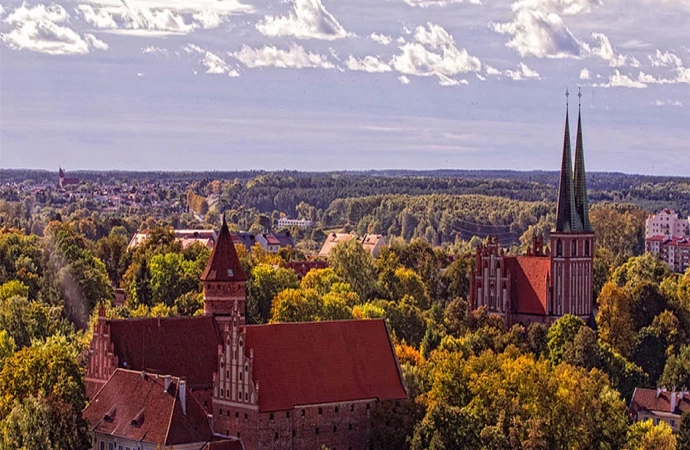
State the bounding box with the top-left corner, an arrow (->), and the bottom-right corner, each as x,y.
571,241 -> 577,257
585,240 -> 590,257
556,239 -> 563,257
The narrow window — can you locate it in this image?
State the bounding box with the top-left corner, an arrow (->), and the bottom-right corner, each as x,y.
244,413 -> 248,420
585,240 -> 590,257
333,425 -> 337,432
557,239 -> 563,257
318,407 -> 323,415
349,423 -> 353,431
292,430 -> 296,437
286,411 -> 290,418
350,404 -> 354,412
335,406 -> 339,413
315,427 -> 319,435
274,432 -> 279,440
219,409 -> 223,415
571,241 -> 577,257
236,411 -> 239,418
270,413 -> 274,421
301,409 -> 305,417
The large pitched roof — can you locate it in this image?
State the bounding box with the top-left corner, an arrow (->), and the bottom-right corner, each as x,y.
245,319 -> 407,412
201,216 -> 247,282
504,256 -> 550,315
107,315 -> 221,387
83,369 -> 213,445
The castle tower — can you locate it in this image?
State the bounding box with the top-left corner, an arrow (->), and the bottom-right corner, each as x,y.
201,215 -> 248,325
550,89 -> 594,321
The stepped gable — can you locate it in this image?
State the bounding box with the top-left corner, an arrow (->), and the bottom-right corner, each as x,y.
245,318 -> 407,412
202,215 -> 247,282
83,369 -> 213,445
107,315 -> 220,387
505,257 -> 550,315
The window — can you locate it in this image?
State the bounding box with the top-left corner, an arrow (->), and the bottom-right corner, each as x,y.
109,444 -> 114,450
366,403 -> 370,410
671,420 -> 676,427
220,409 -> 223,415
301,409 -> 305,417
226,370 -> 229,378
286,411 -> 290,418
245,392 -> 248,401
270,413 -> 274,421
274,432 -> 279,440
585,240 -> 590,256
335,406 -> 339,413
100,442 -> 105,450
244,413 -> 248,420
227,410 -> 230,416
557,239 -> 563,257
236,411 -> 239,418
292,430 -> 296,437
350,404 -> 354,412
349,423 -> 353,431
571,241 -> 577,257
333,425 -> 337,432
237,432 -> 241,438
318,407 -> 323,415
239,372 -> 242,381
315,427 -> 319,435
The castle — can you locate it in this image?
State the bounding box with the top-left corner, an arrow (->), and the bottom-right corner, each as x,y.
470,91 -> 594,326
84,216 -> 407,449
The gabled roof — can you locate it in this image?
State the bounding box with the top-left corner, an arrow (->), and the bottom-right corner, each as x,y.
629,388 -> 690,416
263,234 -> 281,245
273,231 -> 295,248
231,232 -> 257,252
83,369 -> 213,445
201,217 -> 247,282
245,319 -> 407,412
107,316 -> 221,387
504,256 -> 550,315
318,233 -> 356,258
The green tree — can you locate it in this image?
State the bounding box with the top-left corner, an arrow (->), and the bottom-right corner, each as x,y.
270,288 -> 322,323
133,258 -> 153,307
148,253 -> 201,306
625,420 -> 677,450
443,297 -> 469,338
0,331 -> 15,370
248,264 -> 299,323
547,314 -> 585,364
660,345 -> 690,389
611,253 -> 672,290
678,412 -> 690,450
94,231 -> 129,285
329,238 -> 378,301
597,282 -> 635,357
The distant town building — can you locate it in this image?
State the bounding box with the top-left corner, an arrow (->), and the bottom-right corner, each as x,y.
646,235 -> 690,273
318,233 -> 386,259
277,218 -> 314,229
470,93 -> 594,326
646,209 -> 690,238
85,217 -> 407,449
284,260 -> 329,278
58,167 -> 79,189
255,232 -> 295,253
128,229 -> 217,250
629,387 -> 690,432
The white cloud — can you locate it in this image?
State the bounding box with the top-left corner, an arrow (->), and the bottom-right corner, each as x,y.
512,0 -> 602,16
476,73 -> 486,81
346,55 -> 391,73
142,45 -> 169,57
587,32 -> 640,67
184,44 -> 239,76
82,0 -> 253,16
2,3 -> 108,55
402,0 -> 481,7
648,49 -> 683,68
76,5 -> 117,29
436,73 -> 468,86
485,65 -> 501,75
505,62 -> 540,80
233,43 -> 335,69
370,32 -> 392,45
595,70 -> 647,88
580,68 -> 590,79
398,75 -> 411,84
192,10 -> 225,29
391,23 -> 482,85
0,5 -> 5,17
490,9 -> 583,58
256,0 -> 349,40
654,99 -> 683,107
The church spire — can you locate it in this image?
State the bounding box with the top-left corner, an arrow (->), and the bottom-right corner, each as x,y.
555,89 -> 583,233
573,88 -> 592,232
201,213 -> 247,282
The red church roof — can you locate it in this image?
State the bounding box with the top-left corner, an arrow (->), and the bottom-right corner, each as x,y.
504,256 -> 551,315
629,388 -> 690,416
107,315 -> 220,388
201,217 -> 247,282
83,369 -> 213,445
245,319 -> 407,412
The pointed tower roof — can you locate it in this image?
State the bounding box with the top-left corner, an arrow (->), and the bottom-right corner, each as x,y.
201,215 -> 247,282
555,90 -> 583,233
573,89 -> 592,232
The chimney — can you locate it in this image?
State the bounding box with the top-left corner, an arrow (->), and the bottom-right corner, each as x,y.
657,387 -> 661,397
671,389 -> 677,412
164,375 -> 172,392
178,379 -> 187,416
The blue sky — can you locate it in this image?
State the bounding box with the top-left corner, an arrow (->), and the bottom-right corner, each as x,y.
0,0 -> 688,175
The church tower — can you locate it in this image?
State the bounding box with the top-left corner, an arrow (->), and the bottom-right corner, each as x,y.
549,89 -> 594,321
201,214 -> 248,325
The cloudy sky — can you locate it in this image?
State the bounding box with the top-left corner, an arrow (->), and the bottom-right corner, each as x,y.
0,0 -> 688,175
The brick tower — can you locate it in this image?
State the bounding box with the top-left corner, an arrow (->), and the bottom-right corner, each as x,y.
549,89 -> 594,320
202,215 -> 248,325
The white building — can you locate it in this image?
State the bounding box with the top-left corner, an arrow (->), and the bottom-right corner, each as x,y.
645,209 -> 690,238
277,218 -> 314,229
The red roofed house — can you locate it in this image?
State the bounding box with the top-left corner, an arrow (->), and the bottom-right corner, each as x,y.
470,95 -> 594,326
85,215 -> 407,449
629,387 -> 690,432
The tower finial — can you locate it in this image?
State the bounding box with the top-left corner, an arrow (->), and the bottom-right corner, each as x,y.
578,87 -> 582,108
566,87 -> 570,106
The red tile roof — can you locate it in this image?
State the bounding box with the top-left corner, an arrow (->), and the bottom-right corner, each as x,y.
504,256 -> 550,315
284,260 -> 329,278
83,369 -> 213,445
107,316 -> 220,387
245,319 -> 407,412
630,388 -> 690,416
202,218 -> 247,282
263,234 -> 281,245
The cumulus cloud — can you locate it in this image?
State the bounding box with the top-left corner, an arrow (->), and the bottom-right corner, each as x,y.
142,45 -> 169,57
586,32 -> 640,67
346,55 -> 391,72
648,49 -> 683,68
83,0 -> 254,16
512,0 -> 602,16
184,44 -> 239,76
402,0 -> 482,7
256,0 -> 350,40
594,69 -> 647,88
654,99 -> 683,107
370,32 -> 392,45
0,5 -> 5,17
436,73 -> 468,86
505,62 -> 540,80
2,3 -> 109,55
233,43 -> 335,69
580,68 -> 590,79
398,75 -> 411,84
192,10 -> 225,29
391,23 -> 482,85
76,4 -> 117,28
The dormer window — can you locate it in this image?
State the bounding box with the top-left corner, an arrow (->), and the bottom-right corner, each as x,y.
227,269 -> 234,277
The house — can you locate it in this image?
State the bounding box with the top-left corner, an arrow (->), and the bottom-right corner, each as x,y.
470,93 -> 594,326
255,232 -> 295,253
646,235 -> 690,273
85,217 -> 407,450
127,229 -> 217,250
646,209 -> 690,238
318,233 -> 386,259
83,369 -> 243,450
629,387 -> 690,432
277,218 -> 314,229
284,260 -> 329,278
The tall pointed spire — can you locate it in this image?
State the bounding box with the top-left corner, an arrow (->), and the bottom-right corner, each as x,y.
201,212 -> 247,282
573,88 -> 592,232
555,89 -> 583,233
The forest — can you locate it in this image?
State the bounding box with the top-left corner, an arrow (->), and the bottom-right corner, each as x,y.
0,170 -> 689,448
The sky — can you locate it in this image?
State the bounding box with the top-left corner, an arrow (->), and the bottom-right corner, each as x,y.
0,0 -> 688,175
